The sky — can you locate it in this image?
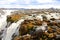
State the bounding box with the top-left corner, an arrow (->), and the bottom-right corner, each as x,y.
0,0 -> 60,8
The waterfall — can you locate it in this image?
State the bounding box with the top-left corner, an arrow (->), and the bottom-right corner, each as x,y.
0,17 -> 7,32
0,10 -> 60,40
0,10 -> 14,32
0,11 -> 7,40
2,19 -> 24,40
0,10 -> 16,40
0,10 -> 8,32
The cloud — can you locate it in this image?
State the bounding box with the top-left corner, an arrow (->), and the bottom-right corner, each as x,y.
6,0 -> 17,2
36,0 -> 55,3
0,0 -> 56,5
0,0 -> 60,8
1,4 -> 60,9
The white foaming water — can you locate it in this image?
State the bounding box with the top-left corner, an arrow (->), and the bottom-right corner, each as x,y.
0,10 -> 15,31
0,15 -> 7,32
0,10 -> 60,40
46,14 -> 52,20
36,26 -> 46,31
0,10 -> 17,40
50,13 -> 60,19
36,22 -> 47,31
3,10 -> 16,16
36,14 -> 43,21
2,19 -> 24,40
0,20 -> 7,32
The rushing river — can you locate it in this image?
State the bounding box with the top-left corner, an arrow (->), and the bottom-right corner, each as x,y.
0,10 -> 16,32
0,10 -> 18,40
2,19 -> 24,40
0,10 -> 60,40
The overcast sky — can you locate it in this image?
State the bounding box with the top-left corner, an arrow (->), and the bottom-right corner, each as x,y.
0,0 -> 60,8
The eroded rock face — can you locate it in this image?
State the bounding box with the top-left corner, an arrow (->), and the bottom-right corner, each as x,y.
19,19 -> 42,35
0,10 -> 60,40
14,18 -> 60,40
7,14 -> 24,23
3,12 -> 60,40
14,34 -> 31,40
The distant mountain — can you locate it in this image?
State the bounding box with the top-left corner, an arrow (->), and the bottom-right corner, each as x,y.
0,8 -> 60,10
0,8 -> 27,10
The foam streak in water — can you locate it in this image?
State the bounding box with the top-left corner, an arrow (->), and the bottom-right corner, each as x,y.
2,19 -> 24,40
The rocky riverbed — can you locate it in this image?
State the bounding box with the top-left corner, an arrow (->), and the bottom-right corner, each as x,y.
0,9 -> 60,40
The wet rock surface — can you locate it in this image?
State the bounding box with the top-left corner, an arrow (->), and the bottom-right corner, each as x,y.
0,9 -> 60,40
14,19 -> 60,40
